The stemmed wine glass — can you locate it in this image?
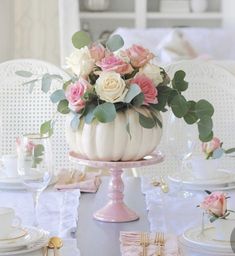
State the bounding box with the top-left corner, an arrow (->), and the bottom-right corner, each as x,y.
17,133 -> 53,226
166,112 -> 197,198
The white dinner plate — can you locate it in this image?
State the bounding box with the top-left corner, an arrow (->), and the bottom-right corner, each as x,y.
182,226 -> 234,253
0,232 -> 49,256
168,169 -> 235,191
0,227 -> 27,242
0,226 -> 45,252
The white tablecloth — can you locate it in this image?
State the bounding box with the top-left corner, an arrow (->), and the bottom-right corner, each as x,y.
141,176 -> 235,256
0,188 -> 81,256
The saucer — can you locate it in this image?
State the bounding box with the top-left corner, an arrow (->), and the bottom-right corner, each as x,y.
168,169 -> 235,191
182,226 -> 234,253
0,226 -> 45,252
0,227 -> 27,241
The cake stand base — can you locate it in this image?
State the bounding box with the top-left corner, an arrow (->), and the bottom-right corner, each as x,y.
69,151 -> 164,223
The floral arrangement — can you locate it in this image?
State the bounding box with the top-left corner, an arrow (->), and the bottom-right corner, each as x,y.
198,190 -> 234,222
16,31 -> 215,142
202,137 -> 235,159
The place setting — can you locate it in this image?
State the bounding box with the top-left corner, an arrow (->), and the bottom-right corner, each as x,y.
167,137 -> 235,192
179,190 -> 235,255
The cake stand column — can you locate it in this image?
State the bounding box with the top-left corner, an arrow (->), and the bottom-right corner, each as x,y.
93,167 -> 139,222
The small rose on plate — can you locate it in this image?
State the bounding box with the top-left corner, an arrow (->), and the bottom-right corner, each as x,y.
201,136 -> 235,159
198,190 -> 234,222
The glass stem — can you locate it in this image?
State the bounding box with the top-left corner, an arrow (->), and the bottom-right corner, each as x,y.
177,158 -> 184,192
32,191 -> 40,226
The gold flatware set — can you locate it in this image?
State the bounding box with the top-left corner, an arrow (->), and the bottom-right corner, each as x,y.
151,176 -> 169,193
140,232 -> 165,256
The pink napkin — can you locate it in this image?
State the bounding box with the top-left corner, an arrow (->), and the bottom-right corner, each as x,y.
54,169 -> 102,193
120,231 -> 180,256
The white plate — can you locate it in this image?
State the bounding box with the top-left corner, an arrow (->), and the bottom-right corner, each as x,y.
0,232 -> 49,256
0,227 -> 27,241
182,226 -> 234,253
0,226 -> 45,251
0,173 -> 25,190
168,169 -> 235,191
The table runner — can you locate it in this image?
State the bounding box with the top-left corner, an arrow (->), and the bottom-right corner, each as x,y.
0,188 -> 81,256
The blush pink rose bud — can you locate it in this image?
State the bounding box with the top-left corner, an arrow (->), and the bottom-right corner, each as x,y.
89,43 -> 105,62
202,137 -> 221,155
65,78 -> 91,112
97,55 -> 133,75
200,191 -> 227,217
131,74 -> 158,105
125,44 -> 154,68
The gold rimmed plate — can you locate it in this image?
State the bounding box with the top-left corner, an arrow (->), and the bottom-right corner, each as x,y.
0,227 -> 28,242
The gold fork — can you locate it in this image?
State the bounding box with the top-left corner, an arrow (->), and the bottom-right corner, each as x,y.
155,232 -> 165,256
140,232 -> 149,256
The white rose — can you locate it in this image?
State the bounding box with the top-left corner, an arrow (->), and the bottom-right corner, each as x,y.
139,63 -> 163,86
66,46 -> 95,77
95,72 -> 128,103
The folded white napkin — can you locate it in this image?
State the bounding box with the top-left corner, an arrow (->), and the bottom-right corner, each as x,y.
0,189 -> 80,238
120,231 -> 180,256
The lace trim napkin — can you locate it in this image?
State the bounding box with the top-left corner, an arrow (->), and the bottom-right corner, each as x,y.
120,231 -> 180,256
54,169 -> 102,193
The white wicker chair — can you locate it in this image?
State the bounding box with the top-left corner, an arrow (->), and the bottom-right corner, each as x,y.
0,59 -> 70,173
134,60 -> 235,177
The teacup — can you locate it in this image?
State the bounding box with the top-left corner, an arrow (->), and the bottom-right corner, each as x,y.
186,155 -> 220,179
0,154 -> 18,177
0,207 -> 21,238
212,212 -> 235,241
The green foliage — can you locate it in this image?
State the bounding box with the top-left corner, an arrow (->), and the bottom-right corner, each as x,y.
70,113 -> 81,130
170,94 -> 189,118
93,102 -> 116,123
32,144 -> 44,168
132,93 -> 144,107
106,34 -> 124,52
172,70 -> 188,92
57,99 -> 70,114
139,112 -> 156,129
50,89 -> 66,103
15,70 -> 33,77
124,84 -> 141,103
72,31 -> 91,49
40,120 -> 54,137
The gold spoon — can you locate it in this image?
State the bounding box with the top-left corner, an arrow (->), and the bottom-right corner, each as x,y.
47,237 -> 63,256
160,176 -> 169,193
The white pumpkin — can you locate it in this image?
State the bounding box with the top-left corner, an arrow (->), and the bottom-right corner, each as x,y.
65,108 -> 162,161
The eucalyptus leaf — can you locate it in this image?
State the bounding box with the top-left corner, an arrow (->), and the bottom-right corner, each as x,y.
225,148 -> 235,154
139,113 -> 155,129
195,100 -> 214,118
93,102 -> 116,123
198,115 -> 213,141
106,34 -> 124,52
167,90 -> 178,105
126,122 -> 132,139
63,80 -> 72,90
50,89 -> 66,103
41,73 -> 52,93
40,120 -> 53,136
15,70 -> 33,77
132,92 -> 144,107
22,79 -> 38,86
183,101 -> 198,124
84,104 -> 96,124
172,70 -> 188,92
70,114 -> 81,130
57,99 -> 70,114
124,84 -> 141,103
72,31 -> 91,49
199,131 -> 214,142
170,94 -> 189,118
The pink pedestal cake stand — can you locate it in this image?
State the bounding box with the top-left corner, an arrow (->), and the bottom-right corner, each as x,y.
69,151 -> 164,223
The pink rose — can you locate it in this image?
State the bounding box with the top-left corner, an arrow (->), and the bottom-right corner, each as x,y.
202,137 -> 221,155
26,141 -> 35,154
200,192 -> 227,217
65,78 -> 91,112
89,43 -> 105,62
97,55 -> 133,75
125,44 -> 154,68
131,74 -> 158,105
